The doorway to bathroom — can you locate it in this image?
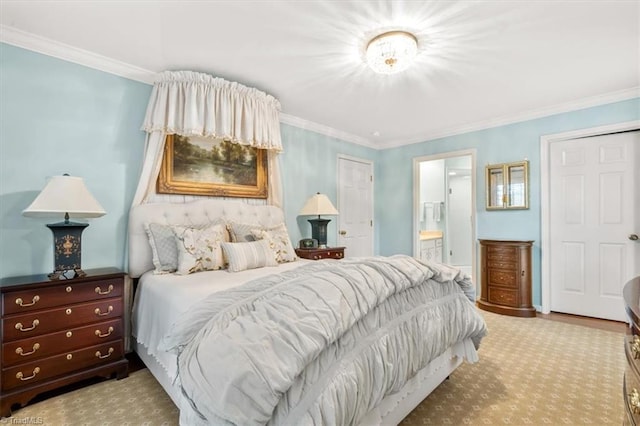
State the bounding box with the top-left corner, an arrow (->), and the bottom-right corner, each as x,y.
413,150 -> 476,281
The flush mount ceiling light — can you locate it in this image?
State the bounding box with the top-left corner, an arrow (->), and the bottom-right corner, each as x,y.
366,30 -> 418,74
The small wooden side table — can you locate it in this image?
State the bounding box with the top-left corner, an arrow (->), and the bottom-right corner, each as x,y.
295,247 -> 345,260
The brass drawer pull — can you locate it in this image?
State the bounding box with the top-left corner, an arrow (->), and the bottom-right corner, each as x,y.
630,388 -> 640,414
95,347 -> 114,359
94,306 -> 114,316
15,295 -> 40,307
632,336 -> 640,359
16,343 -> 40,356
95,326 -> 114,338
66,286 -> 72,293
16,367 -> 40,381
66,331 -> 73,338
15,319 -> 39,332
66,354 -> 73,360
95,284 -> 114,295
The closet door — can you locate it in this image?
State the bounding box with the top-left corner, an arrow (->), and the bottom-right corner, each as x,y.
549,131 -> 639,321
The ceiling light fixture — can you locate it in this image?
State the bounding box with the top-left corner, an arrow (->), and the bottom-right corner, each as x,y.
366,30 -> 418,75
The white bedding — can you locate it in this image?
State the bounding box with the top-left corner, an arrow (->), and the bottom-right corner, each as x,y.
132,259 -> 310,381
128,200 -> 487,425
140,256 -> 486,425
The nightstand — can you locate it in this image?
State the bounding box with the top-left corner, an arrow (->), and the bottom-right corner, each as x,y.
295,247 -> 345,260
1,267 -> 129,417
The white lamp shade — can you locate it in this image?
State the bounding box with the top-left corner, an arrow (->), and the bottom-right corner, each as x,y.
23,175 -> 106,219
299,193 -> 339,216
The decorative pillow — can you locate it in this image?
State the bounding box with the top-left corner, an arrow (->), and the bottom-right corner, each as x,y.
251,223 -> 297,263
172,223 -> 227,275
227,222 -> 260,242
145,223 -> 178,274
221,240 -> 278,272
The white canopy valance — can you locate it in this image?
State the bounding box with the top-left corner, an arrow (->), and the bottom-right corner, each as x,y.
142,70 -> 282,151
131,71 -> 283,207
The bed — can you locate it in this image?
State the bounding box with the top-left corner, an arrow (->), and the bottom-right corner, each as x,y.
128,200 -> 487,425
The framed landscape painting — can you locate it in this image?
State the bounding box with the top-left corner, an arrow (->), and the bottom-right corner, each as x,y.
157,134 -> 268,198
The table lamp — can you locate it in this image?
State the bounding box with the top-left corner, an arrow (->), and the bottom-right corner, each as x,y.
23,174 -> 106,280
299,192 -> 339,248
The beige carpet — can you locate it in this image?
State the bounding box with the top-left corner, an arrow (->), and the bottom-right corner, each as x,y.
5,311 -> 624,425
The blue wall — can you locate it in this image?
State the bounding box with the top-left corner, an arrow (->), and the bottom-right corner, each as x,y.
279,124 -> 376,247
0,44 -> 376,278
0,43 -> 150,278
376,98 -> 640,306
2,41 -> 638,309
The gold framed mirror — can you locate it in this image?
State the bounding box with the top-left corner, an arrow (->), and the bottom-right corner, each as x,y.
485,160 -> 529,210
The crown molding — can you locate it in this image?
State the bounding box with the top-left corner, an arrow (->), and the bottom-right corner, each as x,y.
279,113 -> 377,149
2,25 -> 637,151
379,86 -> 640,149
0,25 -> 378,148
0,25 -> 157,84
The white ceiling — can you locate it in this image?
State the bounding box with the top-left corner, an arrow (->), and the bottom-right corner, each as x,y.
1,1 -> 638,148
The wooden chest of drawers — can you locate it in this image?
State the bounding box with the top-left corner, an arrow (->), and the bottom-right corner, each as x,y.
1,268 -> 128,417
477,239 -> 536,317
624,276 -> 640,425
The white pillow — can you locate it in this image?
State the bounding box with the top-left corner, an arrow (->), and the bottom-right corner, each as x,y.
227,222 -> 260,242
144,223 -> 178,274
172,223 -> 227,275
221,240 -> 278,272
251,223 -> 297,263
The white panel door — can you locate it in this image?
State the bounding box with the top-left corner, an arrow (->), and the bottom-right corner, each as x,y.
447,172 -> 472,268
550,131 -> 639,321
337,156 -> 373,258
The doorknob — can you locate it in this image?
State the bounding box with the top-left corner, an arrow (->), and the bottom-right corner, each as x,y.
339,230 -> 347,236
630,234 -> 639,241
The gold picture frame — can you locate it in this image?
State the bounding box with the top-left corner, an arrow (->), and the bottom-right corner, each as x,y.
485,160 -> 529,210
157,134 -> 268,198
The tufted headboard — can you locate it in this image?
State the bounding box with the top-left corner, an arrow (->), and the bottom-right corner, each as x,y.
128,200 -> 285,278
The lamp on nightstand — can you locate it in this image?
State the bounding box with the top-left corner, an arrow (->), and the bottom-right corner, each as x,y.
299,192 -> 339,249
23,174 -> 106,280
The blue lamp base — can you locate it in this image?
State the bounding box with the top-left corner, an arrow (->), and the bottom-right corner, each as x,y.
308,218 -> 331,248
47,220 -> 89,280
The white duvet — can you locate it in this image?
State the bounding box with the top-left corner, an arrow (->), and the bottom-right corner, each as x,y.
159,256 -> 487,425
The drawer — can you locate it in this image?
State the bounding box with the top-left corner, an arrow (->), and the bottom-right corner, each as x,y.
626,335 -> 640,373
2,319 -> 122,367
488,287 -> 518,307
2,297 -> 122,341
2,278 -> 122,315
487,246 -> 518,261
314,250 -> 343,260
487,260 -> 517,270
625,370 -> 640,424
488,269 -> 518,287
627,335 -> 640,425
2,340 -> 123,391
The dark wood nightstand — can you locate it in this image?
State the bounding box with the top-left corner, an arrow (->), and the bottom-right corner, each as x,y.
295,247 -> 345,260
1,268 -> 129,417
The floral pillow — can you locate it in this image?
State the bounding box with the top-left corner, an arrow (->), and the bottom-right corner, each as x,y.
251,223 -> 297,263
172,223 -> 226,275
